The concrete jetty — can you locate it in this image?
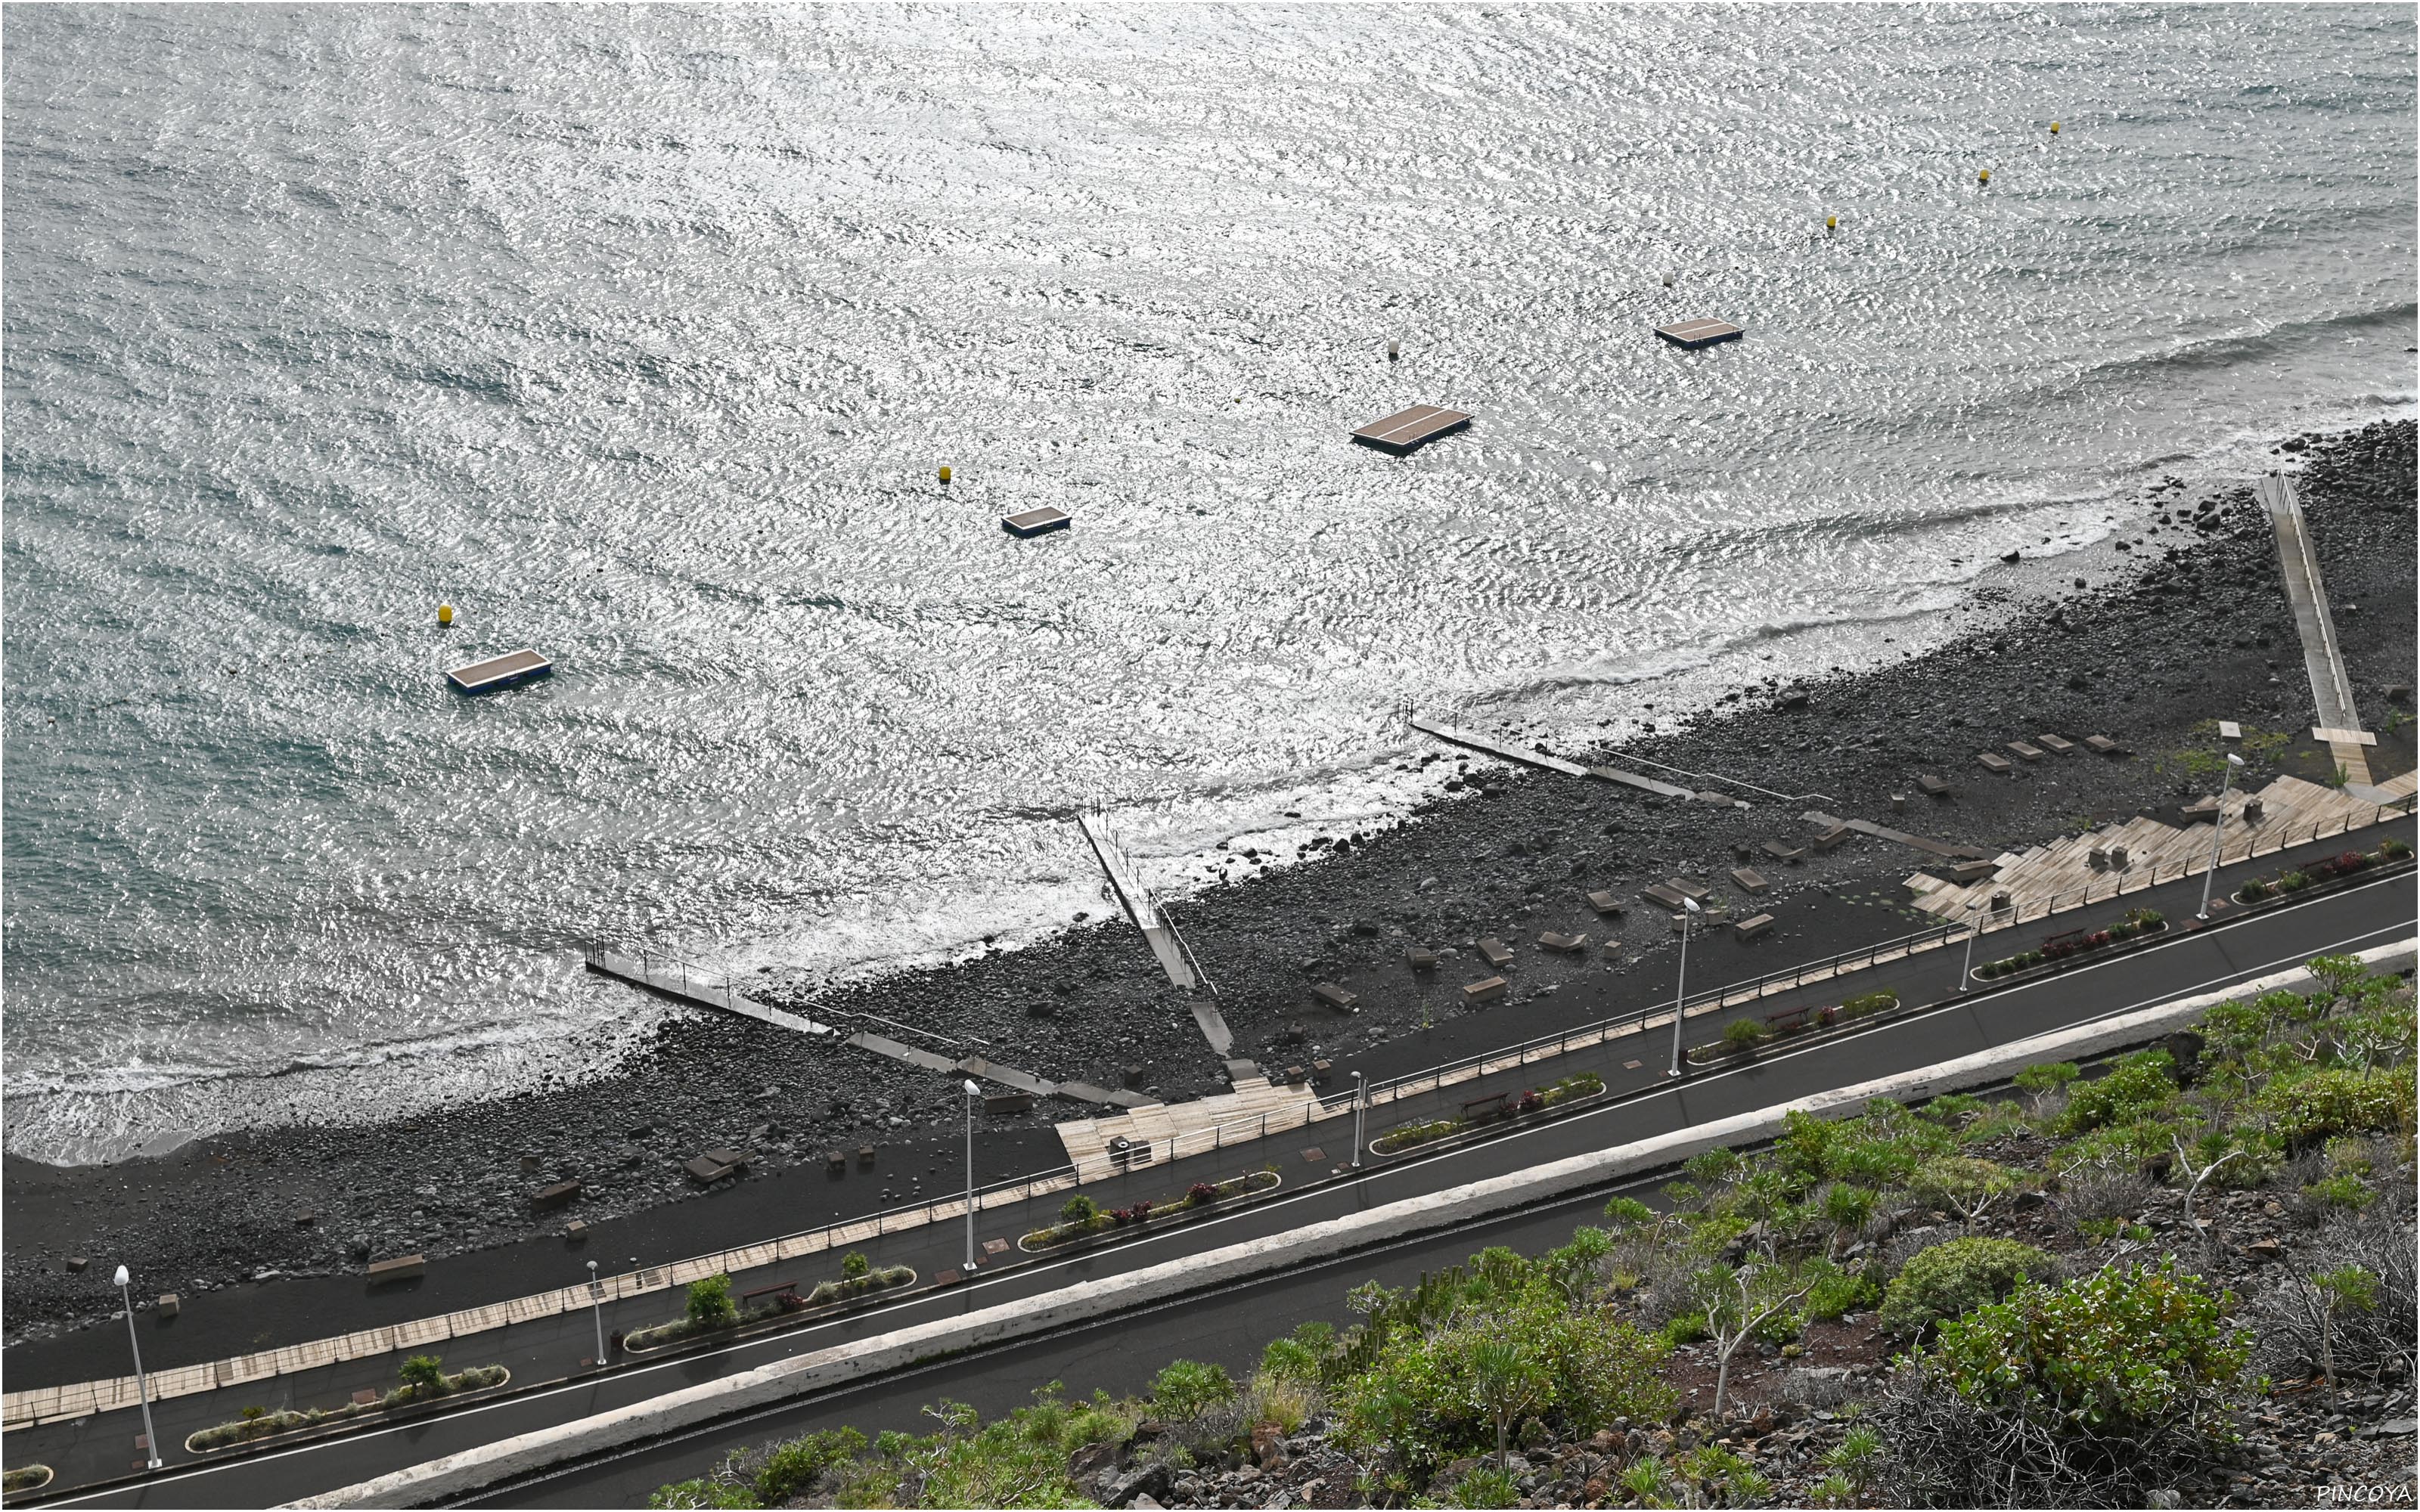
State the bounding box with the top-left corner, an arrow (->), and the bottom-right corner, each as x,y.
2260,474 -> 2372,785
585,950 -> 836,1036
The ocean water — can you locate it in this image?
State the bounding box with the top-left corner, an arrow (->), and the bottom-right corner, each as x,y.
5,5 -> 2413,1163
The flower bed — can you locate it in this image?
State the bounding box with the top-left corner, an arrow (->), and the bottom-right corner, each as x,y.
2233,842 -> 2401,905
1019,1168 -> 1281,1251
1370,1072 -> 1606,1154
1686,992 -> 1898,1064
623,1263 -> 915,1353
185,1365 -> 509,1454
1974,909 -> 2164,981
3,1465 -> 54,1495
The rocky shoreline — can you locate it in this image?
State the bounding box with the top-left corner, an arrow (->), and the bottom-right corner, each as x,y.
4,419 -> 2411,1349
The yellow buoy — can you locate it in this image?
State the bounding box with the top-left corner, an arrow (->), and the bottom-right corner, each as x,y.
1978,168 -> 1992,184
939,465 -> 952,485
437,603 -> 454,627
1825,214 -> 1837,231
2049,120 -> 2061,135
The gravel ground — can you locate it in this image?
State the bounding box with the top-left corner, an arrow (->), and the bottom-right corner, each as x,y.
5,419 -> 2410,1347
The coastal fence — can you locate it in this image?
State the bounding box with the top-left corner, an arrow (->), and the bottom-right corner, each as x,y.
11,804 -> 2412,1433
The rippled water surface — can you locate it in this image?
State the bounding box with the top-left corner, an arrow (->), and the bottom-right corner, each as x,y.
5,5 -> 2414,1160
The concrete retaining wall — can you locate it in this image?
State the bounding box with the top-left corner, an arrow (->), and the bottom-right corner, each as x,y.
291,941 -> 2413,1509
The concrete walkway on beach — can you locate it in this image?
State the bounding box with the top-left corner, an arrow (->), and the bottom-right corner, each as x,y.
9,818 -> 2411,1510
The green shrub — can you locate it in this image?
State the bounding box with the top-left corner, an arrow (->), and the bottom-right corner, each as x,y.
397,1354 -> 448,1398
1259,1322 -> 1332,1384
1804,1263 -> 1879,1323
1880,1237 -> 2057,1337
1924,1260 -> 2248,1436
1723,1018 -> 1768,1051
1149,1359 -> 1238,1419
685,1274 -> 737,1328
1447,1464 -> 1520,1508
2055,1052 -> 2177,1135
2013,1061 -> 2080,1108
2256,1067 -> 2411,1145
2278,869 -> 2312,893
2382,838 -> 2411,860
1602,1195 -> 1655,1228
839,1250 -> 870,1281
2302,1173 -> 2375,1210
1844,990 -> 1897,1018
754,1427 -> 867,1504
1059,1194 -> 1100,1225
1660,1309 -> 1708,1345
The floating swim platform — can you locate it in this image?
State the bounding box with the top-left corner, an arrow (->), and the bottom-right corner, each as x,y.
1654,318 -> 1744,350
1002,507 -> 1071,538
1351,404 -> 1472,455
447,649 -> 552,693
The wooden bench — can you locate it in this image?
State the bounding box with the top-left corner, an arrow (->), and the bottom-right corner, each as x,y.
1763,1004 -> 1813,1033
1812,825 -> 1853,851
1475,937 -> 1515,968
1761,840 -> 1806,863
1313,982 -> 1360,1012
531,1179 -> 582,1212
1733,912 -> 1774,941
2180,796 -> 2221,822
1671,875 -> 1714,900
1537,931 -> 1587,954
1463,976 -> 1508,1004
367,1253 -> 427,1285
2036,733 -> 2076,756
1640,883 -> 1689,912
983,1091 -> 1034,1114
1919,774 -> 1950,797
1586,890 -> 1627,916
1947,860 -> 1995,884
2006,741 -> 2044,763
1405,946 -> 1438,971
1460,1092 -> 1516,1125
2083,734 -> 2126,756
1977,752 -> 2013,775
1729,867 -> 1770,894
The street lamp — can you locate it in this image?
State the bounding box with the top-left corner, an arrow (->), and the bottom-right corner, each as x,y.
1667,896 -> 1702,1079
1959,896 -> 1985,992
2197,753 -> 2247,921
113,1264 -> 162,1470
961,1079 -> 981,1272
585,1259 -> 605,1366
1350,1071 -> 1367,1171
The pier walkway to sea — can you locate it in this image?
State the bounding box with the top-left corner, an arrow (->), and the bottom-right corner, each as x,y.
584,950 -> 1149,1111
2261,474 -> 2377,787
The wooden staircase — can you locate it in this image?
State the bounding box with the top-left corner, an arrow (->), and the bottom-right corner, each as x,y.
1904,775 -> 2391,922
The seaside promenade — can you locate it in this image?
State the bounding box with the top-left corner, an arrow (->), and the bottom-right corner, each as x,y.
5,815 -> 2411,1509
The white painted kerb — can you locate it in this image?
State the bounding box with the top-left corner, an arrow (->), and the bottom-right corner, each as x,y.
290,942 -> 2412,1508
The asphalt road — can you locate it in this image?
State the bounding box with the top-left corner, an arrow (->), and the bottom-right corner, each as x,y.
33,866 -> 2413,1510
